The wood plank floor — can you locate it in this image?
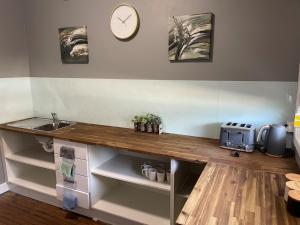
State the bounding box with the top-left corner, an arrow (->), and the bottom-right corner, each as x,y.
0,192 -> 110,225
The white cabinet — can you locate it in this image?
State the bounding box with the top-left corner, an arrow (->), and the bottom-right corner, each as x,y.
55,155 -> 88,176
53,139 -> 90,209
0,132 -> 204,225
1,131 -> 56,197
56,184 -> 90,209
54,139 -> 88,160
89,146 -> 173,225
56,171 -> 89,193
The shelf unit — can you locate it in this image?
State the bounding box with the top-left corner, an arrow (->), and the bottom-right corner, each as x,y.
0,131 -> 206,225
5,148 -> 55,171
91,154 -> 170,192
7,162 -> 56,197
92,183 -> 170,225
89,146 -> 172,225
1,131 -> 56,198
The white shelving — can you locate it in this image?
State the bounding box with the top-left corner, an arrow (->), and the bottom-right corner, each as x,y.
0,131 -> 201,225
92,184 -> 170,225
5,149 -> 55,171
8,168 -> 56,197
91,154 -> 170,192
1,131 -> 57,198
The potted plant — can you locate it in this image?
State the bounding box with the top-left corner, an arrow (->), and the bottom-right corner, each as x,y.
139,116 -> 147,132
131,115 -> 141,132
152,115 -> 162,134
145,114 -> 154,133
132,114 -> 162,133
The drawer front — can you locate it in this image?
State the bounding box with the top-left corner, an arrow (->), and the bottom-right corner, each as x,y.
56,171 -> 89,193
54,139 -> 88,160
56,185 -> 90,209
55,154 -> 88,177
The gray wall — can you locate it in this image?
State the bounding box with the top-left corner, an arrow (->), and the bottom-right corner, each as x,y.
26,0 -> 300,81
0,0 -> 29,184
0,0 -> 29,77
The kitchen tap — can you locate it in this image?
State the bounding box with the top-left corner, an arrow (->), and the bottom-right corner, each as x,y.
51,113 -> 59,129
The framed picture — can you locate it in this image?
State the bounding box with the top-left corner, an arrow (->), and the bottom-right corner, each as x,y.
169,13 -> 214,62
59,26 -> 89,64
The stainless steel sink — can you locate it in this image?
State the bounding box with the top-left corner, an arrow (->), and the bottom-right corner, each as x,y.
33,122 -> 75,131
7,118 -> 76,131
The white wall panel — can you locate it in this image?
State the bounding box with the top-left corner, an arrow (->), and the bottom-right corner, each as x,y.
31,78 -> 297,139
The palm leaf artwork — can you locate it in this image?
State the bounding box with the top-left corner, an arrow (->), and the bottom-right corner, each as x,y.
169,13 -> 213,62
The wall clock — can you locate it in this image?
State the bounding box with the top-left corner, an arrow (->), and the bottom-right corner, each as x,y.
110,4 -> 140,40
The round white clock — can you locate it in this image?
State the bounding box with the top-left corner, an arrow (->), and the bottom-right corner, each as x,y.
110,4 -> 139,40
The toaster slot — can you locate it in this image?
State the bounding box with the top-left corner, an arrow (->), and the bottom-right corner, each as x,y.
240,124 -> 246,128
231,131 -> 243,146
246,124 -> 252,128
232,123 -> 238,126
226,122 -> 232,126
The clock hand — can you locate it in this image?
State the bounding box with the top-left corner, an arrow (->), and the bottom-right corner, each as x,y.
117,17 -> 124,23
123,14 -> 132,24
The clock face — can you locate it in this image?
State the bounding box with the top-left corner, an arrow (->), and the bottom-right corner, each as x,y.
110,4 -> 139,40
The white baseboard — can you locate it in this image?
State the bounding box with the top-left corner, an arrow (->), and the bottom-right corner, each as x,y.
0,183 -> 9,194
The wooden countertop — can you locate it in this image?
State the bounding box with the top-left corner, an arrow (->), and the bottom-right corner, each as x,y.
0,119 -> 298,174
177,162 -> 300,225
1,118 -> 300,225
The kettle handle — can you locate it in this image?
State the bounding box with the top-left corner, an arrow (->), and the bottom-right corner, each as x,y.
256,125 -> 270,144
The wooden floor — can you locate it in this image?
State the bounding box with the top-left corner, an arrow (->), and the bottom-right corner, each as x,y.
0,192 -> 110,225
177,163 -> 300,225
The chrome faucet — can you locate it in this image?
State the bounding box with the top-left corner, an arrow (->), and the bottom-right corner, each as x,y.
51,113 -> 59,129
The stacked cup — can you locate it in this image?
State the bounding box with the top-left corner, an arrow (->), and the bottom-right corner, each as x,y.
141,162 -> 170,184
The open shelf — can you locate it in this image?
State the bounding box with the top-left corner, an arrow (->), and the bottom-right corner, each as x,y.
8,164 -> 56,197
177,173 -> 200,199
5,149 -> 55,171
92,183 -> 170,225
91,154 -> 170,192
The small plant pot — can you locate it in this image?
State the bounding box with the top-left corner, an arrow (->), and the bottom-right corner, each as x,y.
133,122 -> 139,132
139,123 -> 146,132
153,124 -> 162,134
146,124 -> 153,133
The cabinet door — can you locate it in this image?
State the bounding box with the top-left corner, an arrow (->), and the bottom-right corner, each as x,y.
56,171 -> 89,193
55,154 -> 88,177
56,184 -> 90,209
54,139 -> 88,160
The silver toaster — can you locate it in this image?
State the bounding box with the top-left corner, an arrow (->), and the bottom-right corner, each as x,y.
219,122 -> 256,152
